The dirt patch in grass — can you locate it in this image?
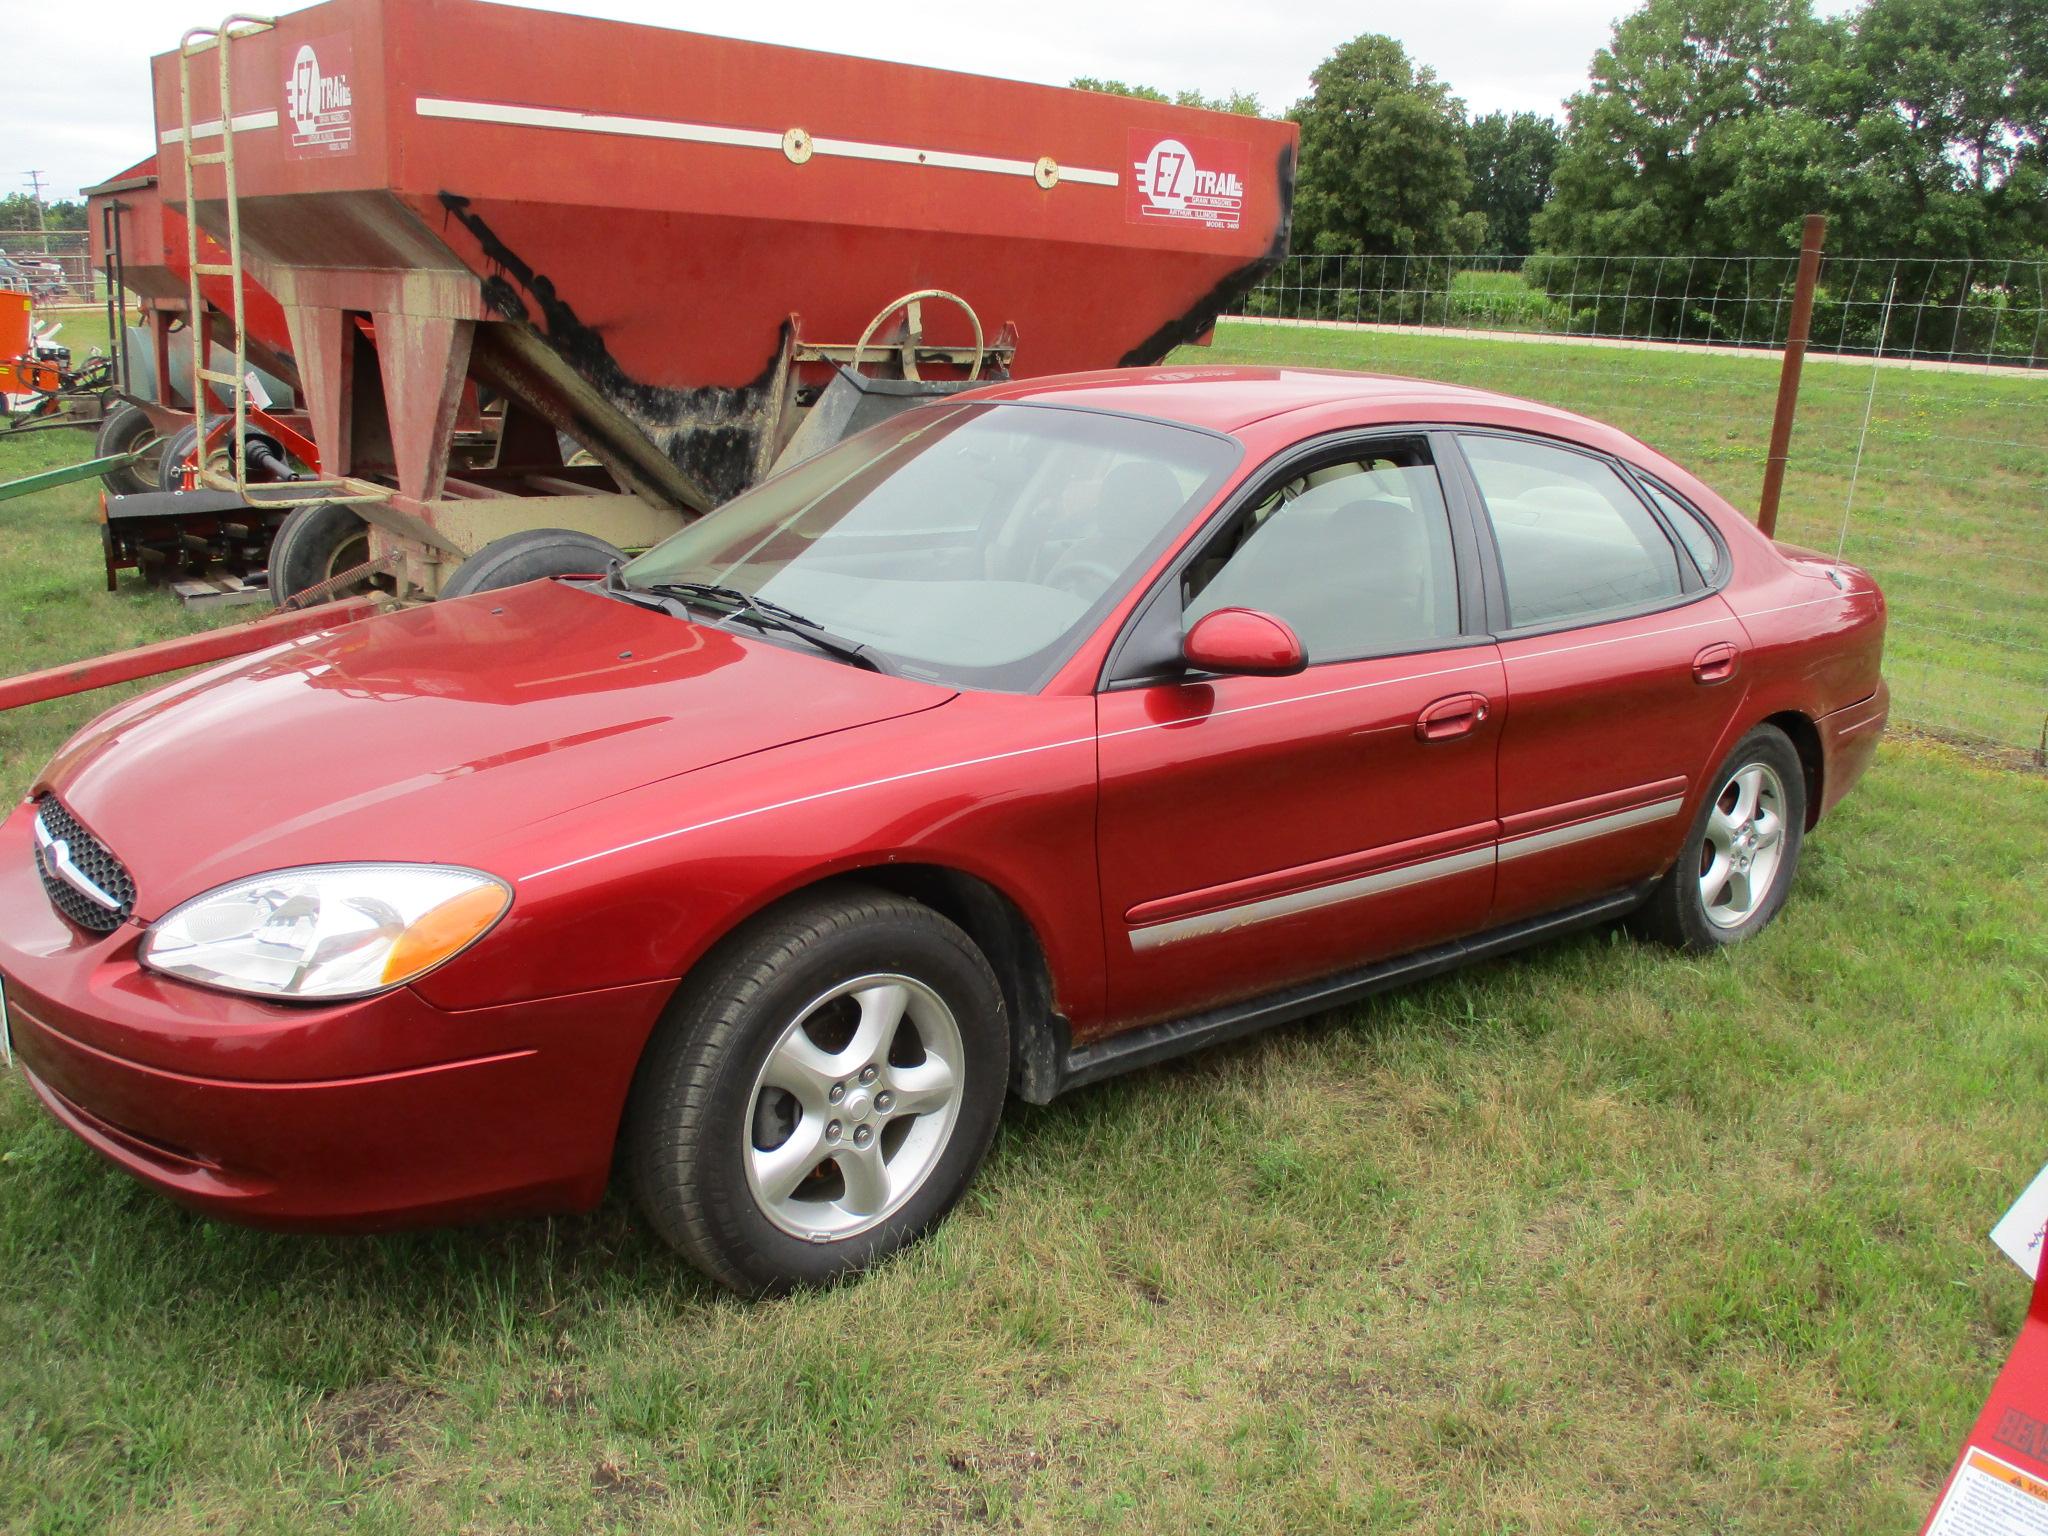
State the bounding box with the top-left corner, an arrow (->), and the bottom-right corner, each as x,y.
310,1377 -> 440,1471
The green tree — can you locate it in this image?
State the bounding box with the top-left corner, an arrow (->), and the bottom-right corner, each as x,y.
1532,0 -> 1838,257
0,194 -> 86,232
1289,34 -> 1485,256
1462,111 -> 1561,255
1069,79 -> 1266,116
1535,0 -> 2044,258
1830,0 -> 2047,257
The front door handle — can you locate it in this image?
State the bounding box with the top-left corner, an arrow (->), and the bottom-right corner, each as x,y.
1692,642 -> 1740,685
1416,692 -> 1491,742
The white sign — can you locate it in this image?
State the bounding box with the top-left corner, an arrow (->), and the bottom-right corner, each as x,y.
1993,1161 -> 2048,1280
283,36 -> 355,157
1926,1448 -> 2048,1536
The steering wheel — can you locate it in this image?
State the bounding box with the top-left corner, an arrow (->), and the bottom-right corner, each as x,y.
1043,555 -> 1122,598
852,289 -> 988,382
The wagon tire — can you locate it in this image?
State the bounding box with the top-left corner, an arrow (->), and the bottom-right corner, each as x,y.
623,884 -> 1009,1295
268,502 -> 372,608
438,528 -> 623,599
1630,724 -> 1807,952
94,402 -> 161,495
155,423 -> 200,492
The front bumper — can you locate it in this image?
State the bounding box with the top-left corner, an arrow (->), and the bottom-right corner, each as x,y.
0,801 -> 673,1230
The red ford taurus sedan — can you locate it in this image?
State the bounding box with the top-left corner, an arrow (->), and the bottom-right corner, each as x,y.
0,367 -> 1887,1292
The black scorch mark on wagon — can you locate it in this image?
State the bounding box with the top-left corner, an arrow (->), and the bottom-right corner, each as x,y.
1118,142 -> 1298,368
437,192 -> 777,505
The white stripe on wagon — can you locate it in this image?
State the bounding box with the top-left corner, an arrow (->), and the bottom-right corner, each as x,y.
159,110 -> 281,145
413,97 -> 1121,187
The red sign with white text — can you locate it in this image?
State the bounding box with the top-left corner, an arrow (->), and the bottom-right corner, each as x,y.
1922,1259 -> 2048,1535
1127,131 -> 1250,232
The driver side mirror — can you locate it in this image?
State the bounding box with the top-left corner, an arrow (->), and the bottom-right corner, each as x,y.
1182,607 -> 1306,677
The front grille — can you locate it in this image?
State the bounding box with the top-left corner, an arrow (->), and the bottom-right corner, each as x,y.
30,796 -> 135,934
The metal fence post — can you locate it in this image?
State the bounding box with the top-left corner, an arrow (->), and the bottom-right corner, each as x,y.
1756,213 -> 1827,539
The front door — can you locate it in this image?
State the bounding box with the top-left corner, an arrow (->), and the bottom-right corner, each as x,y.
1095,434 -> 1502,1029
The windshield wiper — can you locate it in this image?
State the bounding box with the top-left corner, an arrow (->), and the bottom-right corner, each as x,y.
632,578 -> 891,674
598,560 -> 687,617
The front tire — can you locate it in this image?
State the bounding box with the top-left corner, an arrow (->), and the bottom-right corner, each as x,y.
1632,724 -> 1807,951
623,886 -> 1008,1295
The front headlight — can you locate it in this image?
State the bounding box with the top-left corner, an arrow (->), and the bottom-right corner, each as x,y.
139,864 -> 512,1000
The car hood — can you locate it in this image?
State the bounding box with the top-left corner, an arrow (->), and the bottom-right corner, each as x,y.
37,579 -> 955,918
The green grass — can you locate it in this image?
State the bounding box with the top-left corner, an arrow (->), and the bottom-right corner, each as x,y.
1,325 -> 2045,1532
1,738 -> 2041,1533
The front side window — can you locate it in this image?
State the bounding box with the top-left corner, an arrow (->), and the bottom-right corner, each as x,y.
1460,435 -> 1684,629
1180,439 -> 1462,664
622,403 -> 1237,691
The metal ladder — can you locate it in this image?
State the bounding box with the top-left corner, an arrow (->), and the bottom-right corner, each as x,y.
175,17 -> 383,509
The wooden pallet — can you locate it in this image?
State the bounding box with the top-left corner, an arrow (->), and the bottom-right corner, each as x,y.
170,571 -> 271,611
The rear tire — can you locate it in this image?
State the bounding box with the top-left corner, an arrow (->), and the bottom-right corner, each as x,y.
438,528 -> 623,599
268,502 -> 371,607
623,885 -> 1009,1295
94,403 -> 161,495
1631,724 -> 1806,952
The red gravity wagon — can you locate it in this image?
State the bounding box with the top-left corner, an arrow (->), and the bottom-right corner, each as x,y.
3,0 -> 1295,710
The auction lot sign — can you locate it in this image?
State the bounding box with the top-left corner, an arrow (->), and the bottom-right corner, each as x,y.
1922,1165 -> 2048,1536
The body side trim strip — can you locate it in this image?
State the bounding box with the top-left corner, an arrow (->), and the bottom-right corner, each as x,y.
1128,796 -> 1685,950
1130,845 -> 1495,951
1497,796 -> 1685,861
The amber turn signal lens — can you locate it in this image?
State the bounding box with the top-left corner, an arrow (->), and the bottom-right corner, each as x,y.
381,882 -> 512,985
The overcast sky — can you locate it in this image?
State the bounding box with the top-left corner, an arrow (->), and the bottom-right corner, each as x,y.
10,0 -> 1632,205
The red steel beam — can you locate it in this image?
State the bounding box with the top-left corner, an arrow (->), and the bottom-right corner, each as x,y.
0,596 -> 385,712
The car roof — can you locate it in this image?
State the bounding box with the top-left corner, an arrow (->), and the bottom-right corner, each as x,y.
959,364 -> 1640,450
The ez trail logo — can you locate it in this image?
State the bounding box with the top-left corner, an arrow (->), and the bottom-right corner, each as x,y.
283,36 -> 355,157
1127,132 -> 1250,231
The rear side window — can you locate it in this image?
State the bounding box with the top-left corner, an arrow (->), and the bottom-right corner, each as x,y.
1638,477 -> 1725,583
1459,435 -> 1683,629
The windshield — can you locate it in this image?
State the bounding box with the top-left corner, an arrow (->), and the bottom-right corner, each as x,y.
621,402 -> 1238,691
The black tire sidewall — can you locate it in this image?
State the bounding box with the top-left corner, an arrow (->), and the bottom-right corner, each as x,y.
155,423 -> 199,492
94,404 -> 161,496
1669,726 -> 1808,948
268,502 -> 370,606
640,899 -> 1008,1293
439,529 -> 623,599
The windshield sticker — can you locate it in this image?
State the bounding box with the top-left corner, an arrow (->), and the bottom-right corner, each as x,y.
284,34 -> 356,158
1127,131 -> 1249,231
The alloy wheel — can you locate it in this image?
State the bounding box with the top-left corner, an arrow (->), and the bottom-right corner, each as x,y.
743,974 -> 965,1240
1699,761 -> 1788,928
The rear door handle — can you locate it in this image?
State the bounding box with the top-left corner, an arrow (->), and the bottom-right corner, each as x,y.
1416,692 -> 1491,742
1692,642 -> 1740,685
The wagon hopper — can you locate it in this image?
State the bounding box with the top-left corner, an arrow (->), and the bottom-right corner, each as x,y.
152,0 -> 1298,601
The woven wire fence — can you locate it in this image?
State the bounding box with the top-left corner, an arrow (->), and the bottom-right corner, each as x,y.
1206,252 -> 2047,755
1240,252 -> 2048,368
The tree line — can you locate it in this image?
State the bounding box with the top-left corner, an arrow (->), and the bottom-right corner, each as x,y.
1077,0 -> 2046,266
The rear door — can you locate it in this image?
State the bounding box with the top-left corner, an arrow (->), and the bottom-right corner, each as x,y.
1450,431 -> 1749,925
1094,432 -> 1503,1027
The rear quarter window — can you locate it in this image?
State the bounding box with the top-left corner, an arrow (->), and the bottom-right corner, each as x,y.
1637,476 -> 1727,584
